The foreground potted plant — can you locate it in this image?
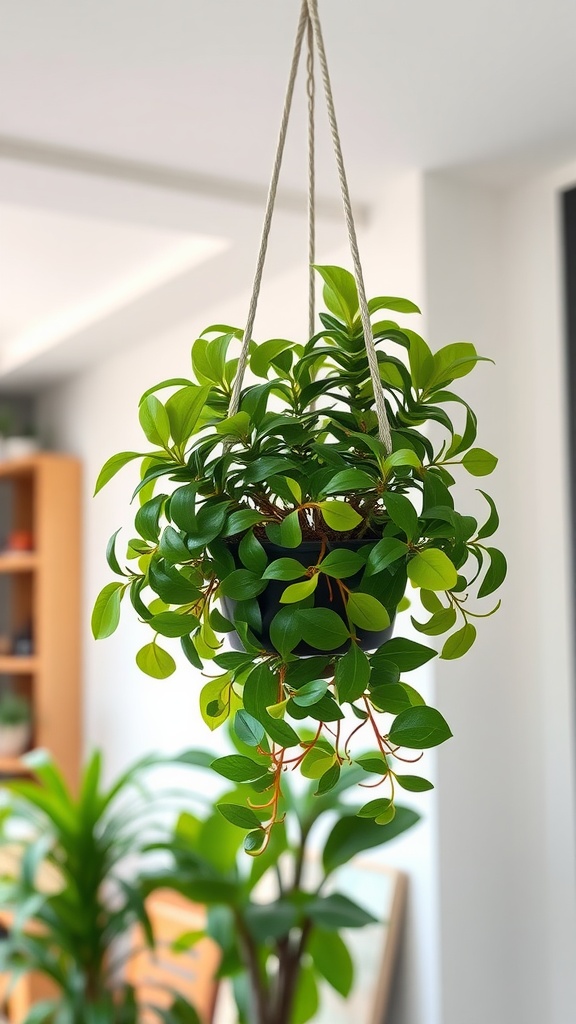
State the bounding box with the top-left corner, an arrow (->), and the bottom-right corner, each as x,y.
92,264 -> 506,852
0,693 -> 31,758
0,749 -> 202,1023
145,739 -> 419,1024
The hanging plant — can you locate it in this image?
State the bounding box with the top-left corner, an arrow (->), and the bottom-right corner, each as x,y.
92,0 -> 506,857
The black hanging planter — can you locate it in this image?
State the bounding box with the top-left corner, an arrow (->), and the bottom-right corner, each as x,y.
221,539 -> 395,657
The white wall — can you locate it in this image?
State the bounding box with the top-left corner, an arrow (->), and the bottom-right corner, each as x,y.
38,162 -> 576,1023
424,165 -> 576,1024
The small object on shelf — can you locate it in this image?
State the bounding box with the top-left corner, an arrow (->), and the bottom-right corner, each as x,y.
5,530 -> 34,553
12,625 -> 33,657
0,693 -> 31,758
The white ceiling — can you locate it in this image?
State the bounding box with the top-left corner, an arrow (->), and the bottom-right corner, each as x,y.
1,0 -> 576,387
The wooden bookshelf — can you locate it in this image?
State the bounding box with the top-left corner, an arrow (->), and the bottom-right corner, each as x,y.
0,454 -> 81,789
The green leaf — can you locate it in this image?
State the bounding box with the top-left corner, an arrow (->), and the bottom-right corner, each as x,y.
219,569 -> 266,600
159,525 -> 190,565
477,547 -> 507,598
323,469 -> 375,494
389,706 -> 452,748
94,451 -> 142,494
395,774 -> 434,792
234,710 -> 266,747
238,531 -> 268,574
245,901 -> 297,941
476,489 -> 500,539
250,338 -> 293,379
335,643 -> 371,703
244,829 -> 266,854
297,608 -> 350,651
136,642 -> 176,679
211,755 -> 267,784
383,492 -> 418,541
323,808 -> 420,874
356,752 -> 388,774
441,623 -> 477,660
280,576 -> 318,604
166,385 -> 212,446
314,265 -> 359,327
317,500 -> 363,531
315,762 -> 341,795
462,448 -> 498,476
269,606 -> 302,657
308,929 -> 353,997
368,295 -> 421,315
292,964 -> 319,1024
217,803 -> 262,831
139,395 -> 171,448
429,342 -> 485,387
406,329 -> 434,388
215,411 -> 251,440
91,582 -> 124,638
263,558 -> 306,581
407,549 -> 458,590
370,683 -> 415,714
364,537 -> 408,576
292,679 -> 328,707
358,798 -> 394,819
301,747 -> 335,779
279,510 -> 303,547
223,509 -> 265,536
135,494 -> 165,543
149,611 -> 199,638
169,483 -> 198,533
319,548 -> 365,578
105,528 -> 127,576
346,592 -> 390,631
382,449 -> 421,472
306,892 -> 376,929
200,676 -> 233,730
411,607 -> 457,636
372,637 -> 437,671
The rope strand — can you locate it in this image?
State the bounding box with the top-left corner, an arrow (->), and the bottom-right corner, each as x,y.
228,0 -> 309,418
307,14 -> 316,339
305,0 -> 392,452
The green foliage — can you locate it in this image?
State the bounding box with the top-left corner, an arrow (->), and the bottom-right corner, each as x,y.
93,265 -> 505,844
146,746 -> 420,1024
0,749 -> 201,1024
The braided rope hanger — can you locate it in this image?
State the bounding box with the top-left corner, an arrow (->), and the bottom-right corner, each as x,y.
228,0 -> 393,454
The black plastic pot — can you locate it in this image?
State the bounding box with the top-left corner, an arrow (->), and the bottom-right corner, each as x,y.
221,539 -> 395,657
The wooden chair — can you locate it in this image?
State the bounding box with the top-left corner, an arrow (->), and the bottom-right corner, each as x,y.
127,890 -> 220,1023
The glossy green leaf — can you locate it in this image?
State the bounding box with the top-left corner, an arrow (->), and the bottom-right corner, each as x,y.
234,710 -> 266,747
165,385 -> 212,446
105,528 -> 127,577
291,679 -> 328,707
91,582 -> 124,639
278,510 -> 303,547
136,642 -> 176,679
395,774 -> 434,792
211,755 -> 267,784
306,893 -> 375,930
382,449 -> 421,473
346,592 -> 390,631
94,451 -> 142,495
371,637 -> 437,671
411,607 -> 457,635
149,611 -> 199,638
323,469 -> 375,494
314,265 -> 359,327
364,537 -> 408,576
301,747 -> 335,780
317,500 -> 363,531
388,706 -> 452,748
217,803 -> 261,831
382,492 -> 418,541
441,623 -> 477,659
269,606 -> 302,657
407,549 -> 458,590
215,411 -> 251,439
476,489 -> 500,539
477,547 -> 507,598
280,575 -> 318,604
135,494 -> 165,544
335,642 -> 371,703
462,448 -> 498,476
319,548 -> 365,578
263,557 -> 306,581
139,395 -> 171,448
357,797 -> 393,819
219,570 -> 266,601
297,607 -> 350,650
238,530 -> 268,574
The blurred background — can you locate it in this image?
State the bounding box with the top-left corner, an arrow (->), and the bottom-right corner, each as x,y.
1,2 -> 576,1022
